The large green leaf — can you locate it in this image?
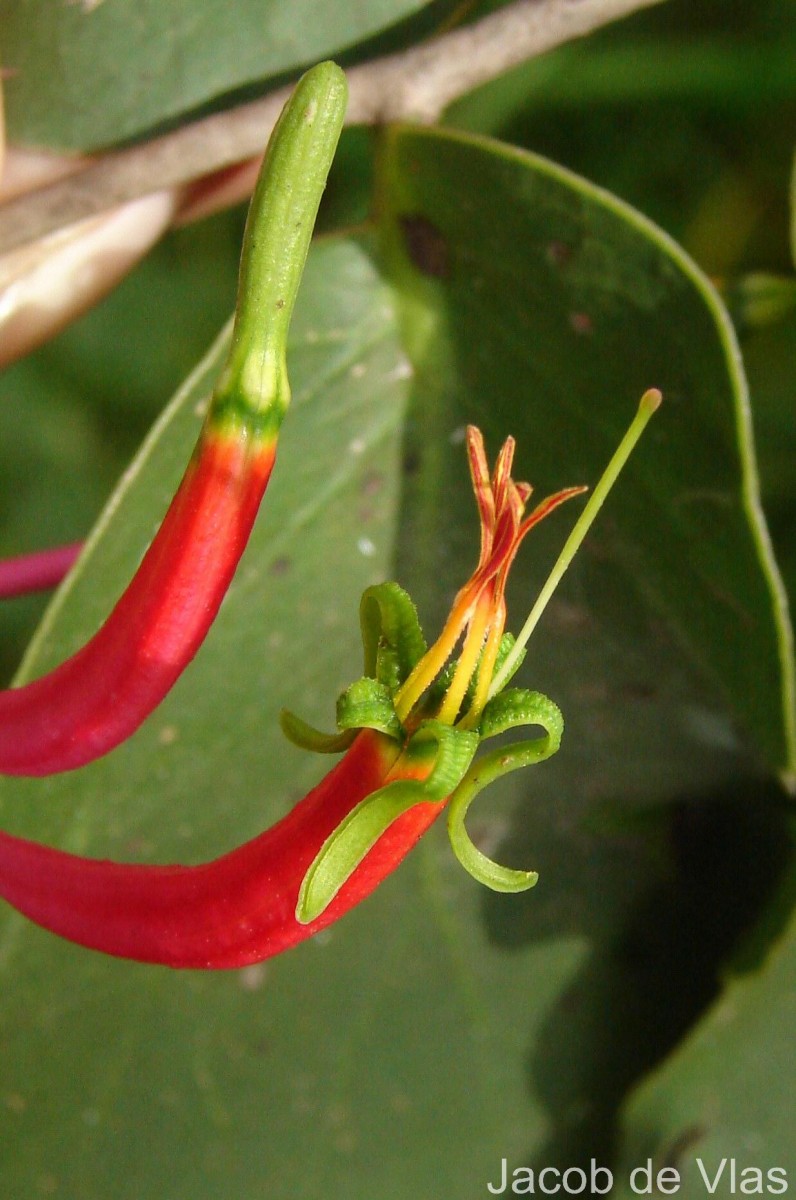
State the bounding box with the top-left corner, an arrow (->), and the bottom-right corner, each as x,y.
0,130 -> 791,1198
446,4 -> 796,277
0,238 -> 419,1199
612,859 -> 796,1198
0,0 -> 430,150
378,123 -> 795,785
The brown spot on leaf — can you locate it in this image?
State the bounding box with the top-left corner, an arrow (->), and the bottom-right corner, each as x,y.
399,214 -> 450,279
402,448 -> 421,476
360,470 -> 384,497
569,311 -> 594,335
547,240 -> 573,267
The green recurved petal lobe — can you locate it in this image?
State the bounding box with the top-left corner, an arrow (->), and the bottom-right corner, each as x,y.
279,709 -> 356,754
359,581 -> 427,692
447,691 -> 564,892
405,720 -> 480,800
479,688 -> 563,746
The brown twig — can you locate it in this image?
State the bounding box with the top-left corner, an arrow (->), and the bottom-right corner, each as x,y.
0,0 -> 666,256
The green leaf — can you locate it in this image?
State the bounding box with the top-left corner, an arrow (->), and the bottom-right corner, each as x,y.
742,308 -> 796,605
612,863 -> 796,1197
1,0 -> 431,150
0,238 -> 419,1200
378,122 -> 795,785
446,8 -> 796,278
727,272 -> 796,332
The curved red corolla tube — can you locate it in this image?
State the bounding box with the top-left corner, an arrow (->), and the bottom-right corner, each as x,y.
0,729 -> 438,968
0,436 -> 274,775
0,62 -> 347,777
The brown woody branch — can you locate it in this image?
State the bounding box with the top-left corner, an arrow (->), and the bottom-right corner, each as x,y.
0,0 -> 666,256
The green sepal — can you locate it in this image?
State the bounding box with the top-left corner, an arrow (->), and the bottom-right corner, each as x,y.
296,720 -> 479,924
336,677 -> 402,740
447,690 -> 563,892
279,709 -> 357,754
359,582 -> 427,693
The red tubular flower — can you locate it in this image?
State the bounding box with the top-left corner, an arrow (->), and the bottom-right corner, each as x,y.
0,729 -> 403,966
0,393 -> 661,968
0,542 -> 83,599
0,62 -> 347,776
0,393 -> 657,964
0,426 -> 558,965
0,433 -> 275,775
